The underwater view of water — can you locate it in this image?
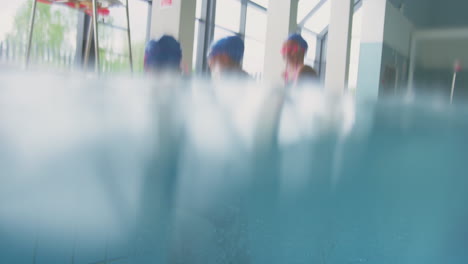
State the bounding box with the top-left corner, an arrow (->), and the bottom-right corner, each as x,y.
0,72 -> 467,264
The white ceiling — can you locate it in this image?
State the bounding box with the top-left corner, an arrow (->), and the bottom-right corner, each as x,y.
389,0 -> 468,28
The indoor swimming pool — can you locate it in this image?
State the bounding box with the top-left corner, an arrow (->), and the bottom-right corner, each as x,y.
0,73 -> 467,264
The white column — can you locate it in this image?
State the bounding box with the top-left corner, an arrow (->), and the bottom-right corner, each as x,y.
357,0 -> 415,99
356,0 -> 386,99
360,0 -> 386,44
263,0 -> 299,86
324,0 -> 353,94
150,0 -> 197,71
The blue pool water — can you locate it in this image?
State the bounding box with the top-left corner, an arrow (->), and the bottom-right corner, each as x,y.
0,73 -> 467,263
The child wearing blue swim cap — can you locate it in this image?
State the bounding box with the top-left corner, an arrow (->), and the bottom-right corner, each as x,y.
281,34 -> 317,85
144,35 -> 182,73
208,36 -> 250,79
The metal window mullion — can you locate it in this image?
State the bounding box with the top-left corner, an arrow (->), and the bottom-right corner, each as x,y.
83,16 -> 93,68
91,0 -> 100,74
314,35 -> 323,71
195,0 -> 211,72
26,0 -> 38,68
81,14 -> 98,71
318,34 -> 327,77
125,0 -> 133,72
146,0 -> 152,42
318,26 -> 329,38
201,0 -> 216,71
195,19 -> 207,71
239,0 -> 247,39
75,12 -> 86,67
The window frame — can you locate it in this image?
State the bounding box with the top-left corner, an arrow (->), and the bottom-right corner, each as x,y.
76,0 -> 153,71
298,0 -> 363,80
193,0 -> 267,73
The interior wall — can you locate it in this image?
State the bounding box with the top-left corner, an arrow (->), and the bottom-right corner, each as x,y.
357,0 -> 413,98
417,38 -> 468,69
378,2 -> 412,95
383,3 -> 412,57
379,44 -> 409,95
412,34 -> 468,101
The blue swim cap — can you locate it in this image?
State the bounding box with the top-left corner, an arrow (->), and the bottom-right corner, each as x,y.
208,36 -> 245,64
144,35 -> 182,70
287,33 -> 308,51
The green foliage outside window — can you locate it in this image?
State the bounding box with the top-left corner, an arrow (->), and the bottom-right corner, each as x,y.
3,0 -> 146,73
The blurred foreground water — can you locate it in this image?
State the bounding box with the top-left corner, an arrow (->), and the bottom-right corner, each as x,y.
1,72 -> 467,264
